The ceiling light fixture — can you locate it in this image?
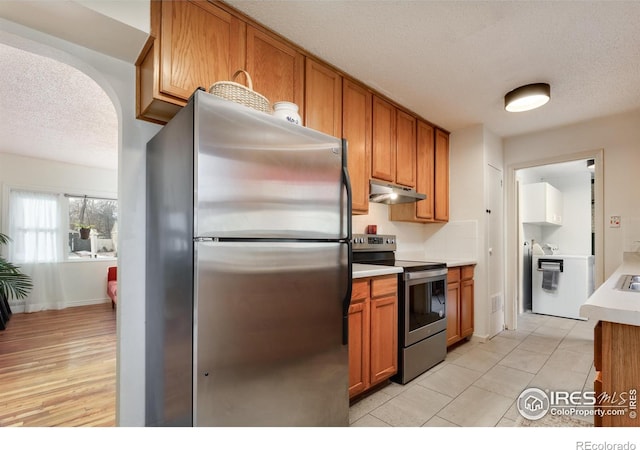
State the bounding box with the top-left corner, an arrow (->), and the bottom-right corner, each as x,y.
504,83 -> 551,112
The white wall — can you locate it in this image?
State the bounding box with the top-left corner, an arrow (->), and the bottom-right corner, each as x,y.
0,14 -> 161,426
519,173 -> 592,256
504,109 -> 640,327
541,173 -> 591,255
352,202 -> 427,259
431,124 -> 504,340
0,153 -> 117,311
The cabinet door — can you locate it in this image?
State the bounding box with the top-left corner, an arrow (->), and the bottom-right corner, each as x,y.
434,128 -> 450,222
246,25 -> 304,111
305,59 -> 342,137
369,295 -> 397,384
342,79 -> 372,215
348,299 -> 370,398
446,282 -> 461,346
371,96 -> 396,182
460,279 -> 474,338
395,110 -> 416,188
160,0 -> 244,101
415,120 -> 435,220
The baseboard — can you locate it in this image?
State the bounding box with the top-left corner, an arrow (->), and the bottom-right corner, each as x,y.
10,298 -> 111,314
469,333 -> 490,344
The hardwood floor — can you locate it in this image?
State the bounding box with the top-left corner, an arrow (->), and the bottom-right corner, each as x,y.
0,303 -> 116,426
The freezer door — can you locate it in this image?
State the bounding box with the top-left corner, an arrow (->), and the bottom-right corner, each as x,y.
194,92 -> 346,239
193,241 -> 349,426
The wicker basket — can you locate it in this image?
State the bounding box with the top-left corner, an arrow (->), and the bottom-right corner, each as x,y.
208,70 -> 271,113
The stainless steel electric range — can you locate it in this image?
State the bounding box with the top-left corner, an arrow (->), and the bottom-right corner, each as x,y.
353,234 -> 448,384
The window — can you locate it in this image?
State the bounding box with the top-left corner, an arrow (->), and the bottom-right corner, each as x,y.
67,196 -> 118,259
7,189 -> 117,263
8,190 -> 61,263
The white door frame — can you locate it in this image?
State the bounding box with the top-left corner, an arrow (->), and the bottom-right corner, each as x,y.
504,149 -> 604,330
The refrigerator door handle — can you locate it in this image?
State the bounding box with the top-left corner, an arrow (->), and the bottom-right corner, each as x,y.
341,138 -> 352,242
341,139 -> 353,346
342,239 -> 353,346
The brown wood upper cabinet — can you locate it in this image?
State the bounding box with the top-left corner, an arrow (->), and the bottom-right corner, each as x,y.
342,79 -> 372,215
137,0 -> 304,124
137,0 -> 244,124
371,96 -> 396,183
395,110 -> 417,188
389,121 -> 451,223
416,121 -> 435,220
371,95 -> 418,189
304,58 -> 342,137
245,25 -> 304,113
434,128 -> 450,222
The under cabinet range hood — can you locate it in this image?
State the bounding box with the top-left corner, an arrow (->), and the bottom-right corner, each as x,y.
369,179 -> 426,204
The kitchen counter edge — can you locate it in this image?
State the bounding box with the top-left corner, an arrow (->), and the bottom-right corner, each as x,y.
443,260 -> 477,268
580,252 -> 640,327
352,263 -> 403,279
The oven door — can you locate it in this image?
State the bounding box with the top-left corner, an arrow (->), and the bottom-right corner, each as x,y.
403,269 -> 448,346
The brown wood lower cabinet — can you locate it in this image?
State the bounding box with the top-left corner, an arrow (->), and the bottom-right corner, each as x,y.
593,320 -> 640,426
349,275 -> 398,399
446,265 -> 475,347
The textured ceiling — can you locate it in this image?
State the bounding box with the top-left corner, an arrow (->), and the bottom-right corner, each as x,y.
226,0 -> 640,137
0,42 -> 117,170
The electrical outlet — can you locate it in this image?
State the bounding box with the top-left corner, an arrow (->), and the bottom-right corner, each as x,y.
610,216 -> 621,228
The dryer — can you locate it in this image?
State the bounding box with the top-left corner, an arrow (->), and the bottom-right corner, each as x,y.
532,255 -> 594,320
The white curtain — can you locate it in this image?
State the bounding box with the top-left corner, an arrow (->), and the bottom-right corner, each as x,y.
8,190 -> 65,311
15,263 -> 66,312
9,190 -> 61,263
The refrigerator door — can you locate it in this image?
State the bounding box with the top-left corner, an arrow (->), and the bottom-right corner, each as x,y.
194,91 -> 347,240
193,240 -> 349,426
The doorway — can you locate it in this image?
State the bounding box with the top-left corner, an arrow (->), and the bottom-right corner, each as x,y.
487,164 -> 504,337
0,38 -> 119,425
505,150 -> 604,330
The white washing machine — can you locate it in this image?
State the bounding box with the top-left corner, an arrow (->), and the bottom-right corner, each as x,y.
532,255 -> 594,320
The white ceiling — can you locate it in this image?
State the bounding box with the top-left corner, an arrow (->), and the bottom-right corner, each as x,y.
0,42 -> 118,170
518,159 -> 593,184
2,1 -> 640,171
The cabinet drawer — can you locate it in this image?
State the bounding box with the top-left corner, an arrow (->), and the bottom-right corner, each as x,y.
351,279 -> 369,302
461,265 -> 474,280
371,275 -> 397,298
447,267 -> 460,284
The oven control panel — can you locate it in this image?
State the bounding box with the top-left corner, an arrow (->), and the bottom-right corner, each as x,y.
352,234 -> 397,251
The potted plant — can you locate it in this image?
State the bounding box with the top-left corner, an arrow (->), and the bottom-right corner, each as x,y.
0,232 -> 33,329
75,223 -> 94,240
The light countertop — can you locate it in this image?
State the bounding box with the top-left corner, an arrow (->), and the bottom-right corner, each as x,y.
353,263 -> 403,279
440,259 -> 477,268
580,252 -> 640,326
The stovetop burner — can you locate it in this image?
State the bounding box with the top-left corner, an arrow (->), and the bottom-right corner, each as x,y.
352,234 -> 447,272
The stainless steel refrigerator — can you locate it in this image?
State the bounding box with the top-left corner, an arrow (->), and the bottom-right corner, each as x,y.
145,89 -> 352,426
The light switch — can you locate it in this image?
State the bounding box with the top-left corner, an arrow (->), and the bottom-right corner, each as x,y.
610,216 -> 621,228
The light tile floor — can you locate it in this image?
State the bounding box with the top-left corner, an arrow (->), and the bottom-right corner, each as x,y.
350,312 -> 596,427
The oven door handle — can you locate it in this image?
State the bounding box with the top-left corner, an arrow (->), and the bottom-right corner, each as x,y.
404,268 -> 448,280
